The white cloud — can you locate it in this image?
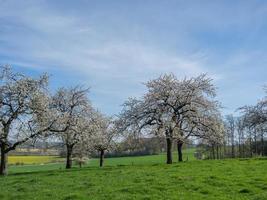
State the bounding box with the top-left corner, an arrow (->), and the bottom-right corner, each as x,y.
0,0 -> 211,80
7,0 -> 267,115
0,1 -> 213,115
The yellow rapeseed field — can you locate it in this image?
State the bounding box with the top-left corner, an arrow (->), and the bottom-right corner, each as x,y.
8,156 -> 63,165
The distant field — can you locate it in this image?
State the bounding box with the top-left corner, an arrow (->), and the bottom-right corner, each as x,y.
8,156 -> 64,165
8,148 -> 195,173
89,148 -> 196,167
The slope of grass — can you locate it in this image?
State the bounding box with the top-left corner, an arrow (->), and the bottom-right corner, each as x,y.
0,155 -> 266,199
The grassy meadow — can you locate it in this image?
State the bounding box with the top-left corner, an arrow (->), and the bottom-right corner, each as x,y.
0,149 -> 266,200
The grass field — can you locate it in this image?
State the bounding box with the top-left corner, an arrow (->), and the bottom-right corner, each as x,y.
0,150 -> 266,200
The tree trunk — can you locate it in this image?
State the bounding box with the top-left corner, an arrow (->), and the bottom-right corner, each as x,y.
166,137 -> 172,164
66,145 -> 73,169
254,130 -> 258,155
216,145 -> 219,159
231,143 -> 235,158
100,149 -> 104,167
242,142 -> 245,158
214,144 -> 215,160
223,142 -> 226,159
0,144 -> 8,176
249,133 -> 253,157
177,140 -> 183,162
261,132 -> 264,156
241,133 -> 242,158
241,131 -> 245,158
219,145 -> 223,159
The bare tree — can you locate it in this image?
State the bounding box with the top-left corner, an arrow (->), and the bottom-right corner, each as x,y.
225,115 -> 235,158
236,117 -> 245,157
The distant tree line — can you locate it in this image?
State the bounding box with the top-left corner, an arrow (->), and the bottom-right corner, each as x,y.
89,136 -> 166,158
197,89 -> 267,159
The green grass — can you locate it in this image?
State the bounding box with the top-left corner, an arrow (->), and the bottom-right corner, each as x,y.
89,148 -> 196,167
0,150 -> 266,200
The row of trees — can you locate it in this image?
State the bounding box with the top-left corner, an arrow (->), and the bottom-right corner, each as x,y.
0,66 -> 225,175
2,65 -> 265,176
200,90 -> 267,159
239,91 -> 267,157
0,66 -> 117,175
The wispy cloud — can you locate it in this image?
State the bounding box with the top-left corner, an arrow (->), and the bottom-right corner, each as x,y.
0,1 -> 207,75
1,0 -> 267,115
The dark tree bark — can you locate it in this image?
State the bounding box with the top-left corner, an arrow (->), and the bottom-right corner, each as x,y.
231,142 -> 235,158
239,131 -> 242,158
66,145 -> 73,169
0,144 -> 8,176
216,145 -> 219,159
212,145 -> 215,159
242,142 -> 245,158
166,137 -> 172,164
223,141 -> 226,159
100,149 -> 104,167
249,132 -> 253,157
241,131 -> 245,158
177,140 -> 183,162
254,130 -> 258,155
220,146 -> 223,159
261,132 -> 264,156
78,160 -> 82,168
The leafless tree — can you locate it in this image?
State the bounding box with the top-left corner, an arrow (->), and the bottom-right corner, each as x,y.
225,115 -> 235,158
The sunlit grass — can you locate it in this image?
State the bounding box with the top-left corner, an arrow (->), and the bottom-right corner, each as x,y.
2,150 -> 266,199
1,158 -> 266,200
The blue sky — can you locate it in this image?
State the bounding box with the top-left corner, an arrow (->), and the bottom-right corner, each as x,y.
0,0 -> 267,116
